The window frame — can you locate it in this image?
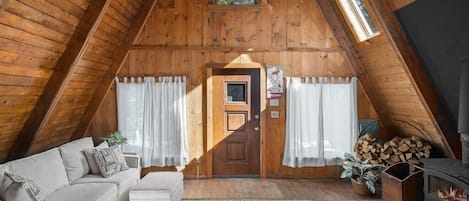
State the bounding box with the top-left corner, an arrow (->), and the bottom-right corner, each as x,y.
208,0 -> 261,12
224,81 -> 249,104
336,0 -> 382,43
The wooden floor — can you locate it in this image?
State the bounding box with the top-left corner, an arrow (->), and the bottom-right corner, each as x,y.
183,178 -> 382,201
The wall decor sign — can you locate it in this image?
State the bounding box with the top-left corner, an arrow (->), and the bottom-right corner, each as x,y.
267,66 -> 283,99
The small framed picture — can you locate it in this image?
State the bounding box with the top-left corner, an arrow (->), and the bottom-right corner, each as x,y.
267,66 -> 283,99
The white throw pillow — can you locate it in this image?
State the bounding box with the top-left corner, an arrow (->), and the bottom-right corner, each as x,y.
59,137 -> 94,182
93,146 -> 129,178
83,141 -> 109,175
0,173 -> 45,201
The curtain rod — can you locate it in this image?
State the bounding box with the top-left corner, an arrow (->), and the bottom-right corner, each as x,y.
114,76 -> 190,83
284,76 -> 360,79
115,75 -> 190,79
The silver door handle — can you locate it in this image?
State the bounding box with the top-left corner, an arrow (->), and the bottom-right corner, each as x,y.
254,126 -> 260,131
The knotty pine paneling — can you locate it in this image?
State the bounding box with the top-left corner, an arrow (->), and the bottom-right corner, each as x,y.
358,36 -> 449,156
0,0 -> 91,161
91,50 -> 376,179
136,0 -> 339,49
85,0 -> 379,178
29,0 -> 144,153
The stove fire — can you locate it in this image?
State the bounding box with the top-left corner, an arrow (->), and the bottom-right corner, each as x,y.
435,186 -> 467,201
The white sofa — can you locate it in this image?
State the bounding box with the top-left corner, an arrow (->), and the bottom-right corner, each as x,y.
0,137 -> 140,201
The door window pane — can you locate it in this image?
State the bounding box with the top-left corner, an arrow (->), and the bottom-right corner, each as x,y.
226,83 -> 247,103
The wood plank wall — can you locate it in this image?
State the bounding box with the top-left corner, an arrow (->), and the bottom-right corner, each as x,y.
348,0 -> 452,156
0,0 -> 145,161
30,0 -> 145,154
0,0 -> 90,160
87,0 -> 378,178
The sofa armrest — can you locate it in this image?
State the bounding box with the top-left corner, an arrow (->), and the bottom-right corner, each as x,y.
124,153 -> 141,169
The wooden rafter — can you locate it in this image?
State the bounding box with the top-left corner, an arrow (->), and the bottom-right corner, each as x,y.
71,0 -> 158,140
0,0 -> 9,15
7,0 -> 111,160
368,0 -> 457,158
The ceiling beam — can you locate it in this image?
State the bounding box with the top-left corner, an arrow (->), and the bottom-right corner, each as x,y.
7,0 -> 111,160
71,0 -> 158,141
368,0 -> 457,158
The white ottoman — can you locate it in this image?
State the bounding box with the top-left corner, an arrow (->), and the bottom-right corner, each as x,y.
129,172 -> 184,201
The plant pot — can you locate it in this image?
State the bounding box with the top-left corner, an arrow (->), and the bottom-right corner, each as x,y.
351,178 -> 372,196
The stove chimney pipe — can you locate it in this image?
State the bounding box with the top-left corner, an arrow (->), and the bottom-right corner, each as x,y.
458,58 -> 469,167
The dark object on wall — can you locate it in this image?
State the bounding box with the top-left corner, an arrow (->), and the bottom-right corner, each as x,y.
358,119 -> 379,138
396,1 -> 469,128
382,162 -> 424,201
423,158 -> 469,201
459,59 -> 469,167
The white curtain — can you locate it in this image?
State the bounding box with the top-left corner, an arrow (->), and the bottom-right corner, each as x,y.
116,77 -> 144,155
283,77 -> 358,167
116,76 -> 189,168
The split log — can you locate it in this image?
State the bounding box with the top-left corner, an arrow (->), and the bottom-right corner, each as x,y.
354,133 -> 431,166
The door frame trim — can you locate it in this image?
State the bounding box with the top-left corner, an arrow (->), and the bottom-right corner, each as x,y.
206,62 -> 267,178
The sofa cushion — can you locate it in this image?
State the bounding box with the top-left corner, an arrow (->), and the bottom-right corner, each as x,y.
84,142 -> 109,175
0,173 -> 45,201
7,148 -> 69,196
46,183 -> 117,201
59,137 -> 94,182
72,168 -> 139,197
94,147 -> 129,178
0,165 -> 9,186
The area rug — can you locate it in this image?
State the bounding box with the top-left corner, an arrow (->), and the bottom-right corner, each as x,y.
183,199 -> 313,201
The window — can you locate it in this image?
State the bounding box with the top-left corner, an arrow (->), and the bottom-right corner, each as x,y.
116,76 -> 189,168
215,0 -> 256,6
209,0 -> 260,12
337,0 -> 379,42
226,83 -> 247,103
282,77 -> 358,167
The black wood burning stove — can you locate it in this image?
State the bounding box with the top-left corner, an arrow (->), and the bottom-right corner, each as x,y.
459,58 -> 469,167
422,59 -> 469,201
423,159 -> 469,201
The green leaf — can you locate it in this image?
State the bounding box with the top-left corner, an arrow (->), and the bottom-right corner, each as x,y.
100,131 -> 127,147
340,169 -> 353,179
366,180 -> 375,194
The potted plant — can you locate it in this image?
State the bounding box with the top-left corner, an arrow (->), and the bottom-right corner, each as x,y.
100,131 -> 127,147
341,153 -> 384,196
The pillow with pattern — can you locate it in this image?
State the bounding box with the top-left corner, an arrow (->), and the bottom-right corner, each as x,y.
93,146 -> 129,178
83,141 -> 109,175
0,173 -> 45,201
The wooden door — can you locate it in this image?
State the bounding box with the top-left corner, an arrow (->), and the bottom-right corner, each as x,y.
211,69 -> 260,176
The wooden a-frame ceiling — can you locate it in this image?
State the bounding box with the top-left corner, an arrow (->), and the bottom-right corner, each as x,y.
0,0 -> 459,161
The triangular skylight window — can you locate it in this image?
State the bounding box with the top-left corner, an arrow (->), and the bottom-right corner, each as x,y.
337,0 -> 380,42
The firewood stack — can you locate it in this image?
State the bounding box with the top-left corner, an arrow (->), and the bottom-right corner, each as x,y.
354,133 -> 431,166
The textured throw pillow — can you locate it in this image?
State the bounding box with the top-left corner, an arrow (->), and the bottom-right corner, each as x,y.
93,146 -> 129,178
83,141 -> 109,175
0,173 -> 45,201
